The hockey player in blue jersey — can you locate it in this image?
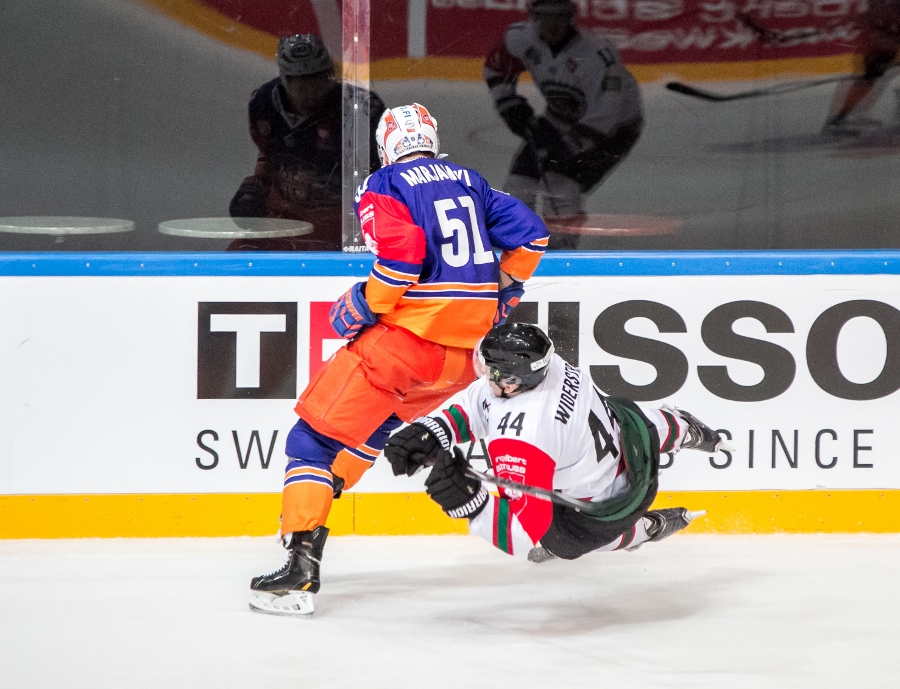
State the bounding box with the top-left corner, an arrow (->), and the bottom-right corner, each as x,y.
249,103 -> 550,616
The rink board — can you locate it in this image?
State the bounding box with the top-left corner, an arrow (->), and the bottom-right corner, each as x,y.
2,251 -> 900,536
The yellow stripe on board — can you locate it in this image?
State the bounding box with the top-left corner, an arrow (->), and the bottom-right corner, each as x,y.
139,0 -> 278,59
139,0 -> 856,83
369,54 -> 858,83
2,491 -> 899,538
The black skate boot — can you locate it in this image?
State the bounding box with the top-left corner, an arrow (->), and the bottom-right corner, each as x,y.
644,508 -> 705,542
671,407 -> 731,453
249,526 -> 329,617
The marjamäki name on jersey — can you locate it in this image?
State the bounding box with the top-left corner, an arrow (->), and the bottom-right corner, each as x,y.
555,362 -> 581,425
399,163 -> 472,187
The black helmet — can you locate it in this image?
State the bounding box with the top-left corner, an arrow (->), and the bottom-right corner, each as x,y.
479,323 -> 554,393
529,0 -> 576,17
277,34 -> 333,77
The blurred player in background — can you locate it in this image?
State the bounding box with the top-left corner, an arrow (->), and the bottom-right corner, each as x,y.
822,0 -> 900,135
484,0 -> 643,229
385,322 -> 731,562
228,34 -> 385,250
249,104 -> 550,616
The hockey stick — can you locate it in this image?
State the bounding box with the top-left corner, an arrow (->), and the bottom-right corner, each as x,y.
464,466 -> 619,517
665,75 -> 853,102
737,12 -> 843,45
465,467 -> 708,527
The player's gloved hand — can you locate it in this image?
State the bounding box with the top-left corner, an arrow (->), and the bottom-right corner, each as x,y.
494,280 -> 524,326
384,419 -> 450,477
531,117 -> 573,169
425,447 -> 489,519
329,282 -> 377,339
499,96 -> 536,139
229,175 -> 269,217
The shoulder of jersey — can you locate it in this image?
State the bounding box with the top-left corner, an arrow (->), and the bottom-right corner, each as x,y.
248,78 -> 279,117
504,21 -> 538,53
577,30 -> 616,53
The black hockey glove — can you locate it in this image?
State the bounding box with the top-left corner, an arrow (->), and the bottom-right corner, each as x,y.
531,117 -> 574,170
425,447 -> 489,520
229,175 -> 269,217
384,419 -> 451,477
498,96 -> 536,139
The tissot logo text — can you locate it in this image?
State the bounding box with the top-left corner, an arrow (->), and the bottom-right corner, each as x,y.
197,302 -> 297,399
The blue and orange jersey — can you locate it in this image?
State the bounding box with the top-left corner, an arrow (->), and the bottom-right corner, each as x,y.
353,157 -> 549,348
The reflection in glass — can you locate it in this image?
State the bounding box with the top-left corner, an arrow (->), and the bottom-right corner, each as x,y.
229,33 -> 384,251
1,0 -> 898,254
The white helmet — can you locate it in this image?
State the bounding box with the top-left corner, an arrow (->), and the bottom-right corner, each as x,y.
375,103 -> 440,166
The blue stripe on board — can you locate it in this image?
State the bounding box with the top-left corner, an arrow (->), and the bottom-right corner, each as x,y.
2,251 -> 900,276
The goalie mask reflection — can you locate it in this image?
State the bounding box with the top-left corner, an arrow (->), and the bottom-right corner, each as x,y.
479,323 -> 554,398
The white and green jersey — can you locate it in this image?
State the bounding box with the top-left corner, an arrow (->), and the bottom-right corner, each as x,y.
427,354 -> 684,556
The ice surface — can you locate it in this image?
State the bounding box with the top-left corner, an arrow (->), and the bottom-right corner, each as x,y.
1,534 -> 898,688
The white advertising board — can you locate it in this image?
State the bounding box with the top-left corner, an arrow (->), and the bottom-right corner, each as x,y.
2,273 -> 899,494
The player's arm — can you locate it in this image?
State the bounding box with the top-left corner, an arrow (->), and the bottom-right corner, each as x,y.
428,438 -> 557,557
484,32 -> 534,139
483,185 -> 549,282
355,188 -> 426,314
383,384 -> 490,477
230,107 -> 273,218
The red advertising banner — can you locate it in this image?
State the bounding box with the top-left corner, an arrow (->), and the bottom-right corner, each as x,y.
199,0 -> 868,64
428,0 -> 866,64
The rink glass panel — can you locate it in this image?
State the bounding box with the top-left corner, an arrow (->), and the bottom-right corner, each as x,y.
1,1 -> 897,253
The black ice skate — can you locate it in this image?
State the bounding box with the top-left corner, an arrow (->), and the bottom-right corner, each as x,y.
670,407 -> 733,453
249,526 -> 328,617
644,508 -> 705,543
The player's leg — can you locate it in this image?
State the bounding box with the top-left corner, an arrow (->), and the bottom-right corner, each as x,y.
824,40 -> 897,131
249,418 -> 342,616
533,474 -> 659,560
541,171 -> 583,216
529,496 -> 703,561
640,405 -> 731,454
250,325 -> 458,615
504,141 -> 542,211
331,414 -> 403,495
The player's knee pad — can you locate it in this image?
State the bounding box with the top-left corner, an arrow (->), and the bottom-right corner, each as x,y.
284,418 -> 346,466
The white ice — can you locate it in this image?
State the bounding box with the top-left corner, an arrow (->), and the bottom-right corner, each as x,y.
2,534 -> 898,688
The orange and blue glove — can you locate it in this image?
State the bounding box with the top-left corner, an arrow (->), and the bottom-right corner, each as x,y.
330,282 -> 377,339
494,280 -> 524,326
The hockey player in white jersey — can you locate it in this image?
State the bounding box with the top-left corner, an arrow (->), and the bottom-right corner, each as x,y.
384,323 -> 731,561
484,0 -> 644,237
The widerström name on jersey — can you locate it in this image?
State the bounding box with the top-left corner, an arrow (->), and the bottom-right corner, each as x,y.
555,361 -> 582,425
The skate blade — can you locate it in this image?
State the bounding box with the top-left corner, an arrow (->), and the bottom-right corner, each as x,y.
685,510 -> 707,523
717,439 -> 736,453
249,590 -> 315,617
